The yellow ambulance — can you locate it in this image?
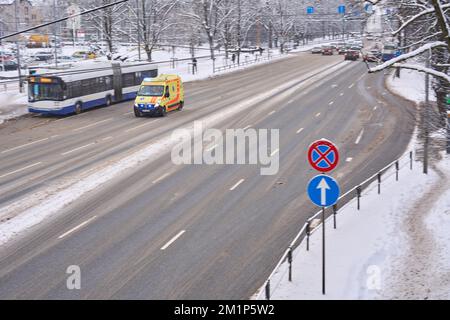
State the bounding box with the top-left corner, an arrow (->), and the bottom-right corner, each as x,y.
134,74 -> 184,117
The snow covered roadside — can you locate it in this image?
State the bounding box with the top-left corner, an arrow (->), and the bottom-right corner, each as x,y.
264,151 -> 450,300
386,68 -> 437,104
257,66 -> 450,300
0,92 -> 28,125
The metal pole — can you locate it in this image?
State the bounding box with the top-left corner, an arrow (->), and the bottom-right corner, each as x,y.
322,207 -> 326,295
265,280 -> 270,300
447,112 -> 450,154
333,204 -> 337,229
357,186 -> 361,210
424,49 -> 430,174
14,0 -> 23,93
306,221 -> 310,251
53,0 -> 58,68
410,151 -> 413,170
288,247 -> 293,282
378,173 -> 382,194
396,161 -> 399,181
136,0 -> 141,61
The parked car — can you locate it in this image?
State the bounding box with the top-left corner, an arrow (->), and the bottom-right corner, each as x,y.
32,52 -> 54,62
0,60 -> 18,71
311,47 -> 322,54
322,46 -> 333,55
345,50 -> 360,61
363,52 -> 378,62
72,51 -> 97,59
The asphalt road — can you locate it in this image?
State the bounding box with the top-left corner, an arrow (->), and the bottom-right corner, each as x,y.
0,52 -> 415,299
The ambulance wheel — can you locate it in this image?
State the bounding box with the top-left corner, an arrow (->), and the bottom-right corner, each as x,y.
177,102 -> 184,111
134,107 -> 142,117
75,102 -> 82,115
161,106 -> 167,117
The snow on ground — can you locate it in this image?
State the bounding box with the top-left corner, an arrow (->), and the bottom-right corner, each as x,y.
265,149 -> 450,300
387,68 -> 437,104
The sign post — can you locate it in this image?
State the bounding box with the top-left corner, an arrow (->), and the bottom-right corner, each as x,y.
307,139 -> 340,295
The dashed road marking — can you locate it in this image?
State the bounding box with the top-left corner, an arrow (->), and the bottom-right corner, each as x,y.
58,216 -> 98,240
230,179 -> 245,191
1,138 -> 49,154
0,162 -> 43,179
296,127 -> 304,134
355,129 -> 364,145
161,230 -> 186,250
73,118 -> 113,132
61,143 -> 96,156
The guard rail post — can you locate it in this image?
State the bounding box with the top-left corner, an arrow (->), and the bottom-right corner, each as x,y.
356,186 -> 362,210
377,172 -> 382,194
333,204 -> 337,229
306,221 -> 311,251
288,247 -> 293,282
396,161 -> 399,181
410,151 -> 413,170
265,280 -> 270,300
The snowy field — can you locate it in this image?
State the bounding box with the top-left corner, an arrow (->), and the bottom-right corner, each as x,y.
257,70 -> 450,300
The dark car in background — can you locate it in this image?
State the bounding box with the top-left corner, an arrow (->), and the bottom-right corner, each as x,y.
0,60 -> 18,71
322,46 -> 333,55
345,50 -> 360,61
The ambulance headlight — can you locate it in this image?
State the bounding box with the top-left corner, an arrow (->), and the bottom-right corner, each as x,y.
155,103 -> 160,108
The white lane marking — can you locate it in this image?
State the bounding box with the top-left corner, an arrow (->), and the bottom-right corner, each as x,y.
123,111 -> 133,116
367,86 -> 371,89
161,230 -> 186,250
271,148 -> 279,157
1,138 -> 49,154
50,135 -> 60,139
346,157 -> 353,162
382,92 -> 387,96
373,106 -> 378,111
315,112 -> 321,117
0,162 -> 42,179
125,120 -> 156,133
348,83 -> 355,89
102,136 -> 113,141
340,92 -> 344,96
230,179 -> 245,191
357,74 -> 365,81
205,144 -> 218,152
58,216 -> 97,240
152,172 -> 172,184
288,99 -> 295,104
355,129 -> 364,145
331,84 -> 338,88
329,101 -> 334,106
296,127 -> 304,134
268,110 -> 276,116
243,125 -> 252,130
73,118 -> 113,132
61,143 -> 96,156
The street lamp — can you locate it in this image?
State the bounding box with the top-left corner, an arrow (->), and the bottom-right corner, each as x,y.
14,0 -> 23,92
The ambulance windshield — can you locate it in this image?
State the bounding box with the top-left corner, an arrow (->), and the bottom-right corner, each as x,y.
138,85 -> 165,97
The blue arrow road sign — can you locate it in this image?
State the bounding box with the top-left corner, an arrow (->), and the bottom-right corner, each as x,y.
307,175 -> 340,207
338,5 -> 346,14
307,6 -> 314,14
